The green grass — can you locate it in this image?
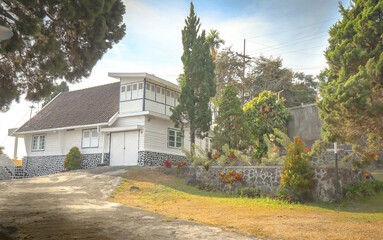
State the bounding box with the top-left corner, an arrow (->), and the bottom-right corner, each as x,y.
372,170 -> 383,181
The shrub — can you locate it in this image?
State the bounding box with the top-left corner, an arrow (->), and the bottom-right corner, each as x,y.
198,182 -> 216,192
216,144 -> 252,166
180,144 -> 209,166
219,170 -> 243,185
243,90 -> 290,159
174,161 -> 187,175
64,147 -> 82,170
344,180 -> 383,200
164,160 -> 172,168
280,137 -> 314,201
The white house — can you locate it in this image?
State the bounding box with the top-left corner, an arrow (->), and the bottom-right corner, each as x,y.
11,73 -> 212,177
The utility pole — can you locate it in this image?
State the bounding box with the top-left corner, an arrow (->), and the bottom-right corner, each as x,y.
236,39 -> 252,104
27,105 -> 35,126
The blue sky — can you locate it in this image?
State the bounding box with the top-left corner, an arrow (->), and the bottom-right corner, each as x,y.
0,0 -> 349,157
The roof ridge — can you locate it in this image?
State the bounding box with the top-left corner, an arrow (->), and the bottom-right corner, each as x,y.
61,81 -> 119,95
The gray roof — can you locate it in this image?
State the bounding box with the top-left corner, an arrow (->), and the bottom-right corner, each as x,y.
16,82 -> 120,133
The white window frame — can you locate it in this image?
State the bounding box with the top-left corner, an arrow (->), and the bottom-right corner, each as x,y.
168,128 -> 183,148
82,129 -> 99,148
32,134 -> 46,151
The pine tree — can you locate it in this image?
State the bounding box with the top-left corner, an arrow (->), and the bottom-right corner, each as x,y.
213,84 -> 248,151
171,2 -> 216,159
0,0 -> 126,111
42,82 -> 69,107
317,0 -> 383,168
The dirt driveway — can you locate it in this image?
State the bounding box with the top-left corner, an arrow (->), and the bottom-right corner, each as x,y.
0,167 -> 260,239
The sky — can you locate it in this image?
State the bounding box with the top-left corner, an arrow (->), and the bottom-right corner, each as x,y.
0,0 -> 350,157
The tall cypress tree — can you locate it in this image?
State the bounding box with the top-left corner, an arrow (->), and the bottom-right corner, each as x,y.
171,2 -> 216,158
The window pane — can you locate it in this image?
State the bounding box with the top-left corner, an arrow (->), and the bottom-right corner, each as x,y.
121,86 -> 125,92
166,90 -> 170,96
151,85 -> 155,91
39,136 -> 45,150
157,87 -> 160,93
139,83 -> 143,89
176,142 -> 182,147
161,88 -> 165,95
147,83 -> 150,90
176,131 -> 182,137
32,136 -> 38,150
133,84 -> 137,90
90,129 -> 98,147
169,130 -> 175,136
169,141 -> 175,147
171,92 -> 174,98
84,131 -> 90,138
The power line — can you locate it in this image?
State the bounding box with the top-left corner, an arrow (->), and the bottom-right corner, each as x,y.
246,32 -> 328,55
246,17 -> 336,40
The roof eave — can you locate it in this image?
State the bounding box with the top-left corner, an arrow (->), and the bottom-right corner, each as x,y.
14,122 -> 109,135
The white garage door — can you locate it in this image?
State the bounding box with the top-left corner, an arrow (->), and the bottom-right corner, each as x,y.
110,131 -> 138,166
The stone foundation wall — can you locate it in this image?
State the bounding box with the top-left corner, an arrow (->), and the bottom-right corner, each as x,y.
24,153 -> 104,177
138,151 -> 189,166
158,166 -> 366,202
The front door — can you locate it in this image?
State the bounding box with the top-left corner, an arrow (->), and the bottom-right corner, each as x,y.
110,131 -> 138,166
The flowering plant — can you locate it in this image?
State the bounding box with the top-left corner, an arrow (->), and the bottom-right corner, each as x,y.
219,170 -> 243,185
280,136 -> 314,201
174,161 -> 187,175
163,160 -> 172,168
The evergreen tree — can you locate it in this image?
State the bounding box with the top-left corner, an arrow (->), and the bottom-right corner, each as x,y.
317,0 -> 383,168
171,3 -> 216,159
213,84 -> 248,151
42,82 -> 69,107
0,0 -> 126,112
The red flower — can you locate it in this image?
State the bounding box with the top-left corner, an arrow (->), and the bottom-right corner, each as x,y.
298,139 -> 302,143
305,147 -> 309,153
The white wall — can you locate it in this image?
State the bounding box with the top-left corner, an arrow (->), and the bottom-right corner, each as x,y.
24,128 -> 106,156
143,117 -> 190,156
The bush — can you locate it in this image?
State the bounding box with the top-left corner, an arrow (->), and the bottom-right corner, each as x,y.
198,182 -> 216,192
164,160 -> 172,168
64,147 -> 82,170
243,90 -> 290,159
280,137 -> 314,201
216,144 -> 252,166
344,180 -> 383,200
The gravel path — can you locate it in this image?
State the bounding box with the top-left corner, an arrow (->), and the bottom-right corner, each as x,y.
0,167 -> 261,239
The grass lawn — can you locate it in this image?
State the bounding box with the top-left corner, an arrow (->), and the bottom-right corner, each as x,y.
109,168 -> 383,240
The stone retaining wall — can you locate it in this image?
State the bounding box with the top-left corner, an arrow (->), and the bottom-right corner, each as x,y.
158,166 -> 366,202
138,151 -> 189,166
23,153 -> 105,177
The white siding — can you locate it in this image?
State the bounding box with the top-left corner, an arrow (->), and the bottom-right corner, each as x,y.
119,100 -> 143,113
143,117 -> 191,156
24,128 -> 106,156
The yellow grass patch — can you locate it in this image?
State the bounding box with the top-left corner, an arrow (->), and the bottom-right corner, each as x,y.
110,168 -> 383,240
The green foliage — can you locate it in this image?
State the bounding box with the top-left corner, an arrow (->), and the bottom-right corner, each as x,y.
0,0 -> 126,111
308,139 -> 329,158
213,84 -> 249,151
260,134 -> 284,166
214,51 -> 318,107
216,144 -> 252,166
273,128 -> 293,152
42,82 -> 69,107
180,144 -> 209,166
281,137 -> 314,201
246,56 -> 317,107
317,0 -> 383,168
243,90 -> 290,159
64,147 -> 82,170
0,146 -> 3,155
171,3 -> 216,157
344,180 -> 383,200
236,187 -> 261,199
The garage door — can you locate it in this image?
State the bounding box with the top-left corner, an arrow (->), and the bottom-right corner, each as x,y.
110,131 -> 138,166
